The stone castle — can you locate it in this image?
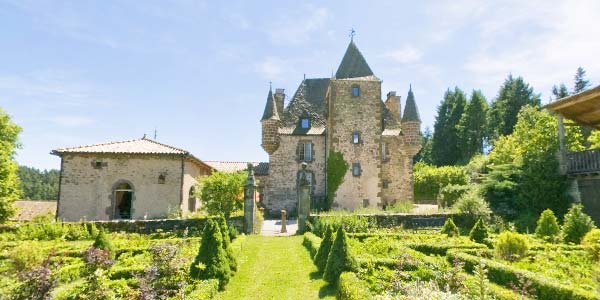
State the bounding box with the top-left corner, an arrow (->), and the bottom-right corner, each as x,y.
259,40 -> 422,216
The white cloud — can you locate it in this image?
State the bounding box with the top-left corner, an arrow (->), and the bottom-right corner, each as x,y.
382,46 -> 423,64
266,6 -> 329,45
254,57 -> 290,79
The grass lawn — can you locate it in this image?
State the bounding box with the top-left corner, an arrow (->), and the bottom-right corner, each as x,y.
216,235 -> 335,300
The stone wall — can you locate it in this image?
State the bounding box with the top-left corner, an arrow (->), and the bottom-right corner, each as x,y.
328,78 -> 383,209
264,134 -> 326,217
59,154 -> 184,221
181,159 -> 212,215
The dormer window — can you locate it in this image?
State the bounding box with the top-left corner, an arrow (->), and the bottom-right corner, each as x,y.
300,118 -> 310,129
352,85 -> 360,97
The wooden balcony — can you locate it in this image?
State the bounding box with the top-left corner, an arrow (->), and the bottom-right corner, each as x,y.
567,149 -> 600,175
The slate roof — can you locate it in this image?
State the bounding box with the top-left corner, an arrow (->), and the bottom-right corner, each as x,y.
403,86 -> 421,122
204,161 -> 269,176
280,78 -> 330,135
261,87 -> 280,121
51,138 -> 212,169
335,41 -> 374,79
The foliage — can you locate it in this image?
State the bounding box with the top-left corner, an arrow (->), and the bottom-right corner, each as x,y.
302,232 -> 322,258
338,272 -> 373,300
535,209 -> 560,241
9,242 -> 46,271
79,246 -> 115,300
11,213 -> 97,241
323,227 -> 357,284
413,162 -> 468,201
437,184 -> 470,208
196,171 -> 245,218
453,188 -> 491,227
17,166 -> 59,200
307,215 -> 376,237
326,150 -> 349,210
457,90 -> 489,164
487,74 -> 541,142
217,216 -> 237,272
469,218 -> 489,244
414,127 -> 433,164
562,204 -> 595,244
431,87 -> 467,166
582,229 -> 600,261
0,107 -> 22,223
441,218 -> 460,237
137,243 -> 188,300
495,231 -> 528,262
314,225 -> 334,272
574,67 -> 591,93
10,253 -> 60,300
467,261 -> 494,300
190,219 -> 231,290
93,230 -> 114,259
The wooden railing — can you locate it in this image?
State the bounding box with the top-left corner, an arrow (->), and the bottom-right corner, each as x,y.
567,149 -> 600,174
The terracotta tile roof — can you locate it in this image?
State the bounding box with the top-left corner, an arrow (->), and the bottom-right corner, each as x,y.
205,161 -> 269,176
12,200 -> 56,221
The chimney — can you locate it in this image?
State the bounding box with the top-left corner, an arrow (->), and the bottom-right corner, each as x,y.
274,88 -> 285,116
385,91 -> 401,120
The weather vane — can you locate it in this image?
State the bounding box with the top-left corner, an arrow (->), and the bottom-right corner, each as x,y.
349,28 -> 356,40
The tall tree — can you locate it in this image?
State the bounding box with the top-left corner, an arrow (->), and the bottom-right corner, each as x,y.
552,84 -> 569,100
0,108 -> 22,223
457,90 -> 489,163
573,67 -> 590,94
431,88 -> 467,166
17,166 -> 60,200
487,75 -> 541,143
414,127 -> 433,164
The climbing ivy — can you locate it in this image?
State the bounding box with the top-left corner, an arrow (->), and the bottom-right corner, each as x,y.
326,150 -> 348,210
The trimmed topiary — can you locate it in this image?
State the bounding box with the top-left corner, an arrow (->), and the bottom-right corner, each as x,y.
92,229 -> 114,258
469,218 -> 489,244
190,219 -> 231,290
217,217 -> 237,272
314,225 -> 334,273
323,227 -> 357,284
441,218 -> 460,237
494,231 -> 528,262
582,228 -> 600,261
562,204 -> 595,244
534,209 -> 560,241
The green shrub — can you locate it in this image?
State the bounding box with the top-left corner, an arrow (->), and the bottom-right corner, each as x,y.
9,243 -> 46,271
453,189 -> 490,228
562,204 -> 595,244
495,231 -> 528,261
323,227 -> 357,284
307,215 -> 375,237
582,229 -> 600,261
190,219 -> 231,290
535,209 -> 560,241
470,218 -> 489,244
93,230 -> 114,259
217,217 -> 237,272
437,184 -> 470,208
314,226 -> 333,272
326,150 -> 349,210
187,279 -> 219,300
413,162 -> 469,201
338,272 -> 373,300
441,218 -> 460,237
302,232 -> 321,258
228,225 -> 239,241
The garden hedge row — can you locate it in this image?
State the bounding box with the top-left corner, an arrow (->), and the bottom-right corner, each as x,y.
302,232 -> 321,259
447,250 -> 600,300
338,272 -> 374,300
407,243 -> 488,256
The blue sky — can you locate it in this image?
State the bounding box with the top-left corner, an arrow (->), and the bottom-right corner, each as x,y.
1,0 -> 599,170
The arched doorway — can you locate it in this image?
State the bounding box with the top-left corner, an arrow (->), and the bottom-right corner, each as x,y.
188,186 -> 198,212
113,182 -> 133,219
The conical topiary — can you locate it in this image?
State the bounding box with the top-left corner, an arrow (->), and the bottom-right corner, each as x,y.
441,218 -> 460,237
314,225 -> 334,273
190,219 -> 231,290
535,209 -> 560,241
93,229 -> 114,258
217,216 -> 237,272
469,218 -> 489,243
323,227 -> 357,284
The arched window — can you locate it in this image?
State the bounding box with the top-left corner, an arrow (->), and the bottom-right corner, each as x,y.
113,181 -> 133,219
188,186 -> 198,212
352,85 -> 360,97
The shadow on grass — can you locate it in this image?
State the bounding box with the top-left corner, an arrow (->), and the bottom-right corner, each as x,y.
310,271 -> 337,299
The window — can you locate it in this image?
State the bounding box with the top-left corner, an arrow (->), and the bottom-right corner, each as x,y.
352,163 -> 361,177
382,180 -> 390,189
298,141 -> 312,161
300,118 -> 310,129
362,199 -> 369,208
381,142 -> 389,161
352,132 -> 360,144
158,173 -> 166,184
92,160 -> 107,169
352,85 -> 360,97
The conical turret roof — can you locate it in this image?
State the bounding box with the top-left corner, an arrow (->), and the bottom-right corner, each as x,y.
261,87 -> 280,121
335,40 -> 374,79
402,85 -> 421,122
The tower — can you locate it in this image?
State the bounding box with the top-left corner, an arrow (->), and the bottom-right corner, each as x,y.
402,85 -> 422,151
261,86 -> 281,155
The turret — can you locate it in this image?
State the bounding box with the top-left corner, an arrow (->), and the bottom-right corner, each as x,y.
402,85 -> 422,150
261,86 -> 281,154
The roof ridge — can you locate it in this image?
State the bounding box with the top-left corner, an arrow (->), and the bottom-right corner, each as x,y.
55,138 -> 146,152
141,137 -> 189,154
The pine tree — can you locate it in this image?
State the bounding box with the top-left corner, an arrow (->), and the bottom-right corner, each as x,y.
552,84 -> 569,100
217,216 -> 237,272
323,227 -> 356,284
535,209 -> 560,241
487,75 -> 540,143
573,67 -> 590,94
431,88 -> 467,166
469,218 -> 489,244
414,127 -> 433,164
314,225 -> 334,273
441,218 -> 460,237
457,90 -> 489,163
93,229 -> 114,259
190,219 -> 231,290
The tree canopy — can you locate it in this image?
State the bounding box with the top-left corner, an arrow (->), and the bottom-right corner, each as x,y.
17,166 -> 59,200
0,108 -> 22,223
431,87 -> 467,166
457,90 -> 489,163
196,171 -> 245,218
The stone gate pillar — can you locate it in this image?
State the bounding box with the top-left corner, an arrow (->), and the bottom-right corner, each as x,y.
244,163 -> 257,234
297,162 -> 311,233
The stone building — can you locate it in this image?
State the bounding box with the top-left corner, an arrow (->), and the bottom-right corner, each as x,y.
52,137 -> 214,221
260,40 -> 422,217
